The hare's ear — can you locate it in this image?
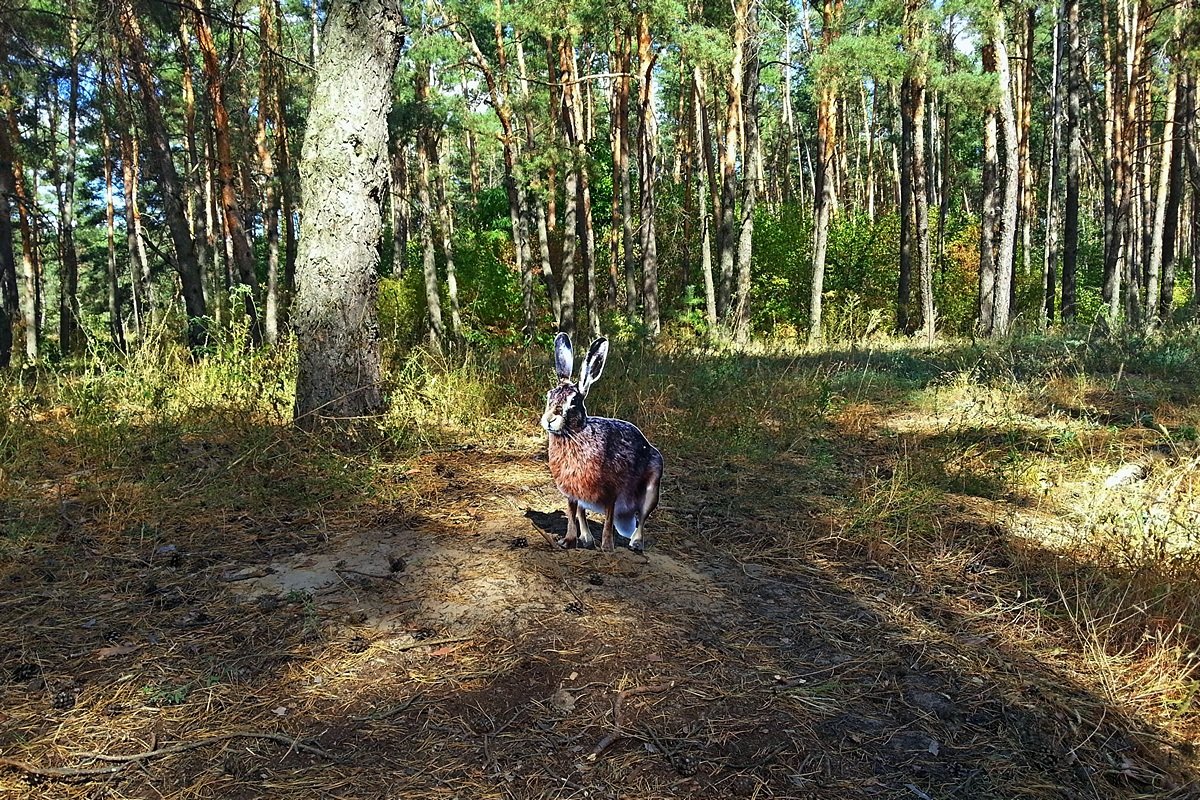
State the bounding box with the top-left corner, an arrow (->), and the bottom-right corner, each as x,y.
553,333 -> 574,383
578,338 -> 609,397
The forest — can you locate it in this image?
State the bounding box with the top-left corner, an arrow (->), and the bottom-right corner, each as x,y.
2,0 -> 1200,798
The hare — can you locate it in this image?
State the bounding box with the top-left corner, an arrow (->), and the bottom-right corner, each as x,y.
541,333 -> 664,553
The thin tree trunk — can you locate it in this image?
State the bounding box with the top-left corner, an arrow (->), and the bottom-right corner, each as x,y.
434,139 -> 462,340
259,0 -> 284,344
4,87 -> 41,360
979,45 -> 999,335
57,6 -> 82,355
717,0 -> 748,320
1145,66 -> 1178,330
991,7 -> 1019,337
1160,69 -> 1189,320
194,0 -> 260,339
637,13 -> 660,337
276,0 -> 298,305
116,0 -> 207,347
618,30 -> 637,319
390,141 -> 409,274
99,68 -> 126,352
1042,9 -> 1064,326
1062,0 -> 1081,321
808,0 -> 842,346
694,66 -> 717,326
906,0 -> 934,344
0,102 -> 16,366
733,18 -> 760,344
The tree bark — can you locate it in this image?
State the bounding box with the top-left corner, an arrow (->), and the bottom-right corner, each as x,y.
99,66 -> 127,352
194,0 -> 260,339
717,0 -> 748,320
293,0 -> 404,428
991,6 -> 1019,337
116,0 -> 207,347
1042,9 -> 1064,326
694,66 -> 717,327
57,7 -> 83,355
636,13 -> 660,337
259,0 -> 284,344
4,88 -> 40,361
0,120 -> 15,367
733,16 -> 760,344
808,0 -> 842,346
1160,69 -> 1189,320
979,44 -> 999,336
1061,0 -> 1081,321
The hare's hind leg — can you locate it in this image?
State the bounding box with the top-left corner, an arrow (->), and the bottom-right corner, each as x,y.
575,505 -> 595,548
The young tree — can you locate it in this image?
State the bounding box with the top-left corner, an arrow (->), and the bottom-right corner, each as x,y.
1061,0 -> 1081,321
292,0 -> 406,428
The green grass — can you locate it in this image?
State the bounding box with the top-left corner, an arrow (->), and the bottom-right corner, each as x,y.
3,326 -> 1200,773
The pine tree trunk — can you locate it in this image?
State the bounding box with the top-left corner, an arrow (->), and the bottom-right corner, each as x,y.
57,8 -> 82,355
1042,10 -> 1064,326
717,0 -> 748,320
898,79 -> 914,335
259,0 -> 284,344
99,69 -> 126,351
906,2 -> 934,344
733,18 -> 760,344
1061,0 -> 1081,321
694,67 -> 718,326
116,0 -> 207,347
1160,69 -> 1188,320
178,14 -> 209,321
276,0 -> 298,304
4,91 -> 41,360
0,119 -> 16,367
637,13 -> 660,337
808,0 -> 842,346
293,0 -> 404,428
1145,66 -> 1177,330
991,6 -> 1019,337
194,0 -> 260,339
979,44 -> 999,335
390,141 -> 409,274
433,140 -> 462,340
618,30 -> 637,319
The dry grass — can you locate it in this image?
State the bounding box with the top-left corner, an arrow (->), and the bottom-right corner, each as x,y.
1,331 -> 1199,798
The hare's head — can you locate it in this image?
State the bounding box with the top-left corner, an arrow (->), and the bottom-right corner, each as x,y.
541,333 -> 608,435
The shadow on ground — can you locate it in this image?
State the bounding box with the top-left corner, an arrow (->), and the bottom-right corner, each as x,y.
1,342 -> 1198,799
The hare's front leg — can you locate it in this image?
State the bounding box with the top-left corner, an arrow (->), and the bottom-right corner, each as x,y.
575,505 -> 595,548
601,502 -> 617,552
563,499 -> 581,548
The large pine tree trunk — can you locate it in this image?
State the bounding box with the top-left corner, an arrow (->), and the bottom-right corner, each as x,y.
905,0 -> 934,344
898,80 -> 914,334
293,0 -> 404,428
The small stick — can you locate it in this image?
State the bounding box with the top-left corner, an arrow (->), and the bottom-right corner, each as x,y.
589,682 -> 674,759
0,731 -> 337,781
391,636 -> 472,653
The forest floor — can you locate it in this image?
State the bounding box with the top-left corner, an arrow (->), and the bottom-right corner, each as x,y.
1,333 -> 1199,799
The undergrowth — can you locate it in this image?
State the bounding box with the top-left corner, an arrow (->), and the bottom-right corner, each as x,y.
3,326 -> 1199,766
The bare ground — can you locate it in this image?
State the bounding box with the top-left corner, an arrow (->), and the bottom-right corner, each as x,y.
1,420 -> 1197,799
